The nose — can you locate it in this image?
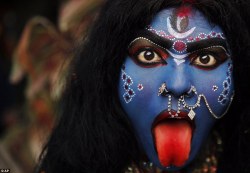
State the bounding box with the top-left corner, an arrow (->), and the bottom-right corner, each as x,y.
166,66 -> 191,97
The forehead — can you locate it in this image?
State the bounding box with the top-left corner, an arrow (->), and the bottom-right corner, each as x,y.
149,7 -> 224,38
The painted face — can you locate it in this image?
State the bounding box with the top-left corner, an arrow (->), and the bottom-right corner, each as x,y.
118,6 -> 234,171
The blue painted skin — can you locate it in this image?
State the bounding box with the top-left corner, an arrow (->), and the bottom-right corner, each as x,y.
118,7 -> 234,171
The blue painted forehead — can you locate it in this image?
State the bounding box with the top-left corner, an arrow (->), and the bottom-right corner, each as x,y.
149,7 -> 224,38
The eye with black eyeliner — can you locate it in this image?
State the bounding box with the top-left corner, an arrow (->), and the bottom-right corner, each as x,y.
128,37 -> 169,68
189,47 -> 229,70
129,47 -> 168,67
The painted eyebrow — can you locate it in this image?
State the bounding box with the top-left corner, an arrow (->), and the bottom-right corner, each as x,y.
187,38 -> 229,53
131,31 -> 230,54
132,30 -> 173,49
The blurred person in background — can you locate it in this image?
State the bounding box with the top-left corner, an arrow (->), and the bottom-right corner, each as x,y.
0,0 -> 103,172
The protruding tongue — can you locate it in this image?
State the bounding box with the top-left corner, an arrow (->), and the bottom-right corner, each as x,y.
153,119 -> 192,167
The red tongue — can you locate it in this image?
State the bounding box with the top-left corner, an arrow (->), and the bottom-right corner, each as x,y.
153,119 -> 192,167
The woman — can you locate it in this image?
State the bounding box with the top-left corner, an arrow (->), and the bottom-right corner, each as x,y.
36,0 -> 250,172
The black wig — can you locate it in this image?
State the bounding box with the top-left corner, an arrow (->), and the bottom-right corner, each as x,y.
37,0 -> 250,172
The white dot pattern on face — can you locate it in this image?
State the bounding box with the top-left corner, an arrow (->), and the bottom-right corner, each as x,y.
186,31 -> 226,42
146,25 -> 226,42
218,63 -> 233,105
121,68 -> 136,103
146,25 -> 176,41
146,25 -> 226,56
212,85 -> 219,91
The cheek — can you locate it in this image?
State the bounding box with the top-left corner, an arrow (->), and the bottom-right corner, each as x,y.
119,69 -> 136,104
118,61 -> 167,129
217,62 -> 234,105
119,59 -> 162,105
193,61 -> 234,118
119,67 -> 154,105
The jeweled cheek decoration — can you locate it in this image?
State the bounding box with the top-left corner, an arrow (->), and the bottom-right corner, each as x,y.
121,65 -> 144,103
137,84 -> 144,91
212,85 -> 219,91
121,68 -> 135,104
218,62 -> 233,105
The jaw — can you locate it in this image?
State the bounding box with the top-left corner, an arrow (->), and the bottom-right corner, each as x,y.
152,110 -> 195,168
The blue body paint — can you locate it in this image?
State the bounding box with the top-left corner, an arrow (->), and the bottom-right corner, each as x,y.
118,7 -> 234,171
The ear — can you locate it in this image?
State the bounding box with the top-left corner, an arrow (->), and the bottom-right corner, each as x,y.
10,16 -> 70,99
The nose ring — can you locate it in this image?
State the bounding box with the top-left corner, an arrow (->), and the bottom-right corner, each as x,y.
185,85 -> 198,97
158,82 -> 169,96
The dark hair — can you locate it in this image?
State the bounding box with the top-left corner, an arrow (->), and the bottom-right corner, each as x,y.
36,0 -> 250,172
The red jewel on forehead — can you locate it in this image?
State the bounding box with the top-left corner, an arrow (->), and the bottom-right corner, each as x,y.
172,40 -> 187,53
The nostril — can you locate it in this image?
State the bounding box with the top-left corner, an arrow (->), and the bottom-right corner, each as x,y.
158,82 -> 171,97
184,86 -> 197,98
184,92 -> 193,98
158,82 -> 195,98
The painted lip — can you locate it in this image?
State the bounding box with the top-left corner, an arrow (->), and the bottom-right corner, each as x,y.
152,109 -> 195,131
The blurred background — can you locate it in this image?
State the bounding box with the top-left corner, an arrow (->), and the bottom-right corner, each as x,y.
0,0 -> 103,172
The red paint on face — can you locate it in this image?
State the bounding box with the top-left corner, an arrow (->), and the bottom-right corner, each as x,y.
176,6 -> 192,18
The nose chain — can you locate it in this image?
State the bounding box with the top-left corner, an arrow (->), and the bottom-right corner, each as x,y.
181,89 -> 234,119
158,84 -> 234,119
180,86 -> 200,120
167,95 -> 182,118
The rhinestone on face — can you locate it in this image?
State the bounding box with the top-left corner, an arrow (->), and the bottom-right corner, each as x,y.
188,109 -> 196,120
212,85 -> 218,91
138,84 -> 144,91
172,40 -> 187,53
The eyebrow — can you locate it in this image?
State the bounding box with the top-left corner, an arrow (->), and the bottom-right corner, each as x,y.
133,30 -> 173,49
187,38 -> 229,53
132,30 -> 230,54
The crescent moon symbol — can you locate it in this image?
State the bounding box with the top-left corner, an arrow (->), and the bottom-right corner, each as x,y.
167,17 -> 196,39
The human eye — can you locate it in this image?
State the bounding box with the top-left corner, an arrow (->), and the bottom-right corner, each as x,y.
190,47 -> 229,70
129,47 -> 167,68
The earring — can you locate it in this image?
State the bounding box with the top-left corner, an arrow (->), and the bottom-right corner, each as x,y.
158,82 -> 169,96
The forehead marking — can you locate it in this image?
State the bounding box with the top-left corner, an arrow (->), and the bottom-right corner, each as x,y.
176,17 -> 186,32
166,50 -> 189,65
129,37 -> 189,66
167,17 -> 196,39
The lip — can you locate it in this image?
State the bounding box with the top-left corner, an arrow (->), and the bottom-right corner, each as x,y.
152,109 -> 195,131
